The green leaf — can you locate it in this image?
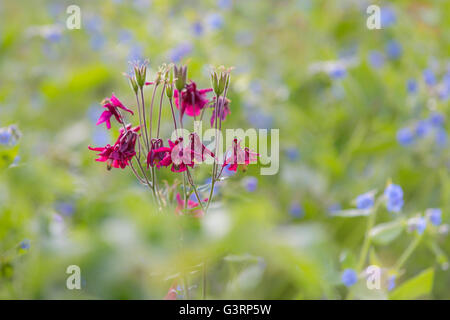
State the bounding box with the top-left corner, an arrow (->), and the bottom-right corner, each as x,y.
390,268 -> 434,300
370,220 -> 404,245
330,209 -> 371,217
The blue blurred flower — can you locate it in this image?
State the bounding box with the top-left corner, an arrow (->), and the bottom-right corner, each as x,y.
244,176 -> 258,192
416,217 -> 427,234
206,13 -> 224,30
90,33 -> 106,51
217,0 -> 232,10
289,202 -> 304,218
169,43 -> 192,63
423,69 -> 436,86
128,44 -> 143,62
247,112 -> 273,129
328,203 -> 341,214
92,127 -> 110,146
388,275 -> 396,291
396,127 -> 415,146
203,178 -> 220,196
427,208 -> 442,226
414,120 -> 430,138
328,64 -> 346,79
385,40 -> 402,60
368,51 -> 385,69
380,7 -> 396,28
285,147 -> 300,161
341,269 -> 358,287
429,112 -> 445,127
435,128 -> 447,147
0,129 -> 12,145
19,239 -> 31,250
407,79 -> 418,94
384,184 -> 404,213
355,191 -> 374,210
192,21 -> 204,37
118,29 -> 133,43
55,202 -> 75,217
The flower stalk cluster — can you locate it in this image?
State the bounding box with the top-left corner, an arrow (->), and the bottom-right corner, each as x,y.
89,62 -> 258,216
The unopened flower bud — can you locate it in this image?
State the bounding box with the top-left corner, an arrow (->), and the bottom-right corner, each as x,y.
210,66 -> 230,96
174,65 -> 187,91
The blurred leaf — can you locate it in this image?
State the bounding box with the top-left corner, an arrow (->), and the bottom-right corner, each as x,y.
390,268 -> 434,300
331,209 -> 371,217
370,220 -> 405,245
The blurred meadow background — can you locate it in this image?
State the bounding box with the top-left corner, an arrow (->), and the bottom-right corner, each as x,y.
1,0 -> 449,299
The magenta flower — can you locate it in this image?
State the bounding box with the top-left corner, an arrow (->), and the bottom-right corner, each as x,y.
153,138 -> 193,173
210,96 -> 231,127
185,132 -> 215,163
223,138 -> 259,172
96,94 -> 134,129
147,139 -> 169,169
174,81 -> 213,117
175,193 -> 207,218
89,125 -> 140,169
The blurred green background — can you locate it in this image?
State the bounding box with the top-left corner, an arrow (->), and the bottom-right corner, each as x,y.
0,0 -> 449,299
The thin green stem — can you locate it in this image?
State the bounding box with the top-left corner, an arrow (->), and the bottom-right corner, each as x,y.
394,235 -> 422,271
202,261 -> 206,300
356,202 -> 380,272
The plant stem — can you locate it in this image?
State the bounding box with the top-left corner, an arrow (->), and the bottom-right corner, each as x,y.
156,83 -> 166,138
148,83 -> 159,142
139,88 -> 150,151
394,234 -> 422,271
186,168 -> 205,211
356,203 -> 379,272
202,261 -> 207,300
168,98 -> 178,131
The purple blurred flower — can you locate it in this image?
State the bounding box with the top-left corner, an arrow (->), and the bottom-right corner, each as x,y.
407,79 -> 418,94
384,184 -> 404,213
380,7 -> 396,28
423,69 -> 436,86
355,191 -> 374,210
427,208 -> 442,226
397,127 -> 415,146
342,269 -> 358,287
385,40 -> 402,60
368,51 -> 385,69
169,43 -> 192,63
290,202 -> 304,218
243,176 -> 258,192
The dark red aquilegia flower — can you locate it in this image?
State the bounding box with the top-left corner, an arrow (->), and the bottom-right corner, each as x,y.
147,138 -> 168,169
89,124 -> 140,170
174,81 -> 213,118
96,94 -> 134,129
223,138 -> 259,172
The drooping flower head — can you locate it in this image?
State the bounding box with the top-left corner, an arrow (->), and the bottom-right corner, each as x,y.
186,132 -> 215,163
89,125 -> 140,170
96,94 -> 134,129
175,193 -> 207,218
147,138 -> 168,169
384,183 -> 404,212
154,137 -> 192,173
223,138 -> 259,172
210,96 -> 231,127
174,81 -> 213,118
